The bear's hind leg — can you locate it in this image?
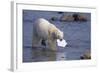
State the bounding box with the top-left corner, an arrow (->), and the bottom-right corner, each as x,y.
32,35 -> 41,48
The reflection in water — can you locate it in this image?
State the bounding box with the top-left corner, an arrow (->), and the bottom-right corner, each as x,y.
31,47 -> 67,61
32,48 -> 56,61
56,52 -> 66,61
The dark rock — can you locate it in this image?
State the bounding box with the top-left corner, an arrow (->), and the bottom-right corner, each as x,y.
72,13 -> 79,21
60,15 -> 74,22
72,13 -> 87,22
51,17 -> 58,21
80,50 -> 91,59
58,12 -> 64,14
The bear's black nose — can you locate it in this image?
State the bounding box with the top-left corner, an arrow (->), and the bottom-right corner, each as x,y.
60,39 -> 63,41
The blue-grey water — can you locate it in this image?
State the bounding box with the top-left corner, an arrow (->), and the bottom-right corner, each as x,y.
23,10 -> 91,62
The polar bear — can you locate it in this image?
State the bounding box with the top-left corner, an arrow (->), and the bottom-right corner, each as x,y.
32,18 -> 63,51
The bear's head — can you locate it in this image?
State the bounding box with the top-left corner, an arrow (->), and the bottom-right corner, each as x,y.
48,23 -> 64,41
52,29 -> 64,41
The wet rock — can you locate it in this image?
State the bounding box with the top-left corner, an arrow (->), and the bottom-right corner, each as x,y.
60,15 -> 74,22
80,50 -> 91,59
50,17 -> 58,21
78,15 -> 87,21
61,56 -> 65,58
58,12 -> 64,14
72,13 -> 87,21
72,13 -> 79,21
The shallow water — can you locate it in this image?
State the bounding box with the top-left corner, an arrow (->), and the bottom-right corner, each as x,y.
23,10 -> 91,62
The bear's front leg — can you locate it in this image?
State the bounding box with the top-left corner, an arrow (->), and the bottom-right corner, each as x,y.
48,39 -> 57,51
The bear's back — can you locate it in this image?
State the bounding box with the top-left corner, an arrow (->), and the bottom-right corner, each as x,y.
33,18 -> 51,39
34,18 -> 50,29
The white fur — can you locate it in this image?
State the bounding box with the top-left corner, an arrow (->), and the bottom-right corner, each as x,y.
32,18 -> 63,51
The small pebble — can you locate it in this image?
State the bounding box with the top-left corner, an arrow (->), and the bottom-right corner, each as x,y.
61,56 -> 64,58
